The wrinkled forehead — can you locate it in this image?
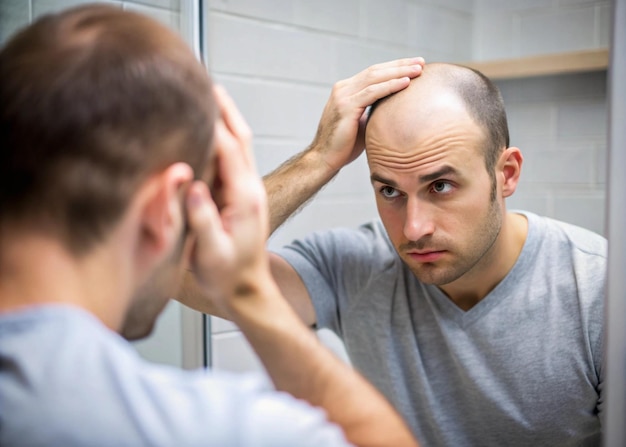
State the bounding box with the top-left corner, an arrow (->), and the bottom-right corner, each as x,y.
366,88 -> 483,154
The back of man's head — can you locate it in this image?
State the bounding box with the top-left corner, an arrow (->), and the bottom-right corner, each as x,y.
0,4 -> 215,255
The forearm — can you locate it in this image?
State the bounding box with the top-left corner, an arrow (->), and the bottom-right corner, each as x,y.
264,58 -> 425,235
175,271 -> 231,320
228,275 -> 419,447
264,145 -> 339,234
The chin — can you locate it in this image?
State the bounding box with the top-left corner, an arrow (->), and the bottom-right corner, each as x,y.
119,296 -> 167,341
408,263 -> 465,286
121,319 -> 156,341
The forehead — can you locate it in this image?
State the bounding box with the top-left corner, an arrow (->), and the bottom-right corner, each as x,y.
365,90 -> 486,175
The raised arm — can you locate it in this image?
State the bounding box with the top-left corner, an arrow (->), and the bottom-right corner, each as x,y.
265,58 -> 424,326
178,58 -> 425,325
184,85 -> 420,447
265,57 -> 424,234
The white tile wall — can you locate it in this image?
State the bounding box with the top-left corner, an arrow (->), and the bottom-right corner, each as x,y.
293,0 -> 360,36
123,2 -> 180,29
209,14 -> 336,84
209,0 -> 294,24
498,71 -> 607,235
413,3 -> 473,61
361,0 -> 412,45
473,0 -> 611,60
519,7 -> 597,56
215,76 -> 327,139
0,0 -> 31,42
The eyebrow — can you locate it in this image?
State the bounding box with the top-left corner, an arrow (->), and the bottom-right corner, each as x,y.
418,165 -> 459,183
370,173 -> 397,187
370,165 -> 460,186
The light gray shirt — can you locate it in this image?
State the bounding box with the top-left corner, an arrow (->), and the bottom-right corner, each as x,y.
277,211 -> 605,446
0,305 -> 349,447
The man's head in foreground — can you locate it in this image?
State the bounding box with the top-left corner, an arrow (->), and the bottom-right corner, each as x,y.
365,63 -> 523,291
0,5 -> 216,339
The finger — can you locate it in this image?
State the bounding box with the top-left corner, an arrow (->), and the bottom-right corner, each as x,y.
346,58 -> 424,92
213,118 -> 238,160
186,181 -> 227,265
213,119 -> 254,201
186,181 -> 223,245
354,109 -> 369,149
351,76 -> 413,107
366,57 -> 425,72
213,84 -> 256,169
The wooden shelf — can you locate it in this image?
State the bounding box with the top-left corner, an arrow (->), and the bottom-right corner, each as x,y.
461,48 -> 609,80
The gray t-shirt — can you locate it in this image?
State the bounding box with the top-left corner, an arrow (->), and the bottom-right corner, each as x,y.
0,305 -> 349,447
277,211 -> 605,446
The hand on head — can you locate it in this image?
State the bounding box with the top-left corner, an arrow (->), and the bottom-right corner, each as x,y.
310,57 -> 425,171
184,85 -> 270,318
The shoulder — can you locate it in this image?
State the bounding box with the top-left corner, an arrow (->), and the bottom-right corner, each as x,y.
520,212 -> 606,318
274,220 -> 398,280
0,306 -> 349,446
523,211 -> 607,259
517,213 -> 606,372
276,219 -> 395,260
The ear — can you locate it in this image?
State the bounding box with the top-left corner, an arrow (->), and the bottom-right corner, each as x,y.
135,163 -> 194,271
498,147 -> 523,198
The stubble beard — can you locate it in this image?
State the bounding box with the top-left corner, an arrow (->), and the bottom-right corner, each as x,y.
402,197 -> 503,286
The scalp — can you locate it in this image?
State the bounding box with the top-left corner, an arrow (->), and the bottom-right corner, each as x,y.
367,62 -> 510,176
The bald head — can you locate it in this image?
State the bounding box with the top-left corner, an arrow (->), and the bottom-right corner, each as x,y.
367,63 -> 509,182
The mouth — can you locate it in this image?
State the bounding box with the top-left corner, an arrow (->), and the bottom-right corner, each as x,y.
406,250 -> 446,263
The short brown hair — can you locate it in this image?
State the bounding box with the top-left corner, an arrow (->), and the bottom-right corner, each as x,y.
0,5 -> 215,254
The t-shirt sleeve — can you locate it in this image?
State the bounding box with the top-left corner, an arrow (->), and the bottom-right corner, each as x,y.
274,221 -> 396,336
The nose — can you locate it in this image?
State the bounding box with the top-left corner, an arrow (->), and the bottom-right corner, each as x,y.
403,197 -> 435,242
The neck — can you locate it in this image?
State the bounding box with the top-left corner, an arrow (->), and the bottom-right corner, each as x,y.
439,211 -> 528,311
0,231 -> 128,331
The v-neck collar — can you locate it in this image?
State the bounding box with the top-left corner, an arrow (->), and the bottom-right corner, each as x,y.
423,211 -> 542,328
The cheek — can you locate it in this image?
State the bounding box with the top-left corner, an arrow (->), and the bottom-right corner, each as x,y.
376,200 -> 405,237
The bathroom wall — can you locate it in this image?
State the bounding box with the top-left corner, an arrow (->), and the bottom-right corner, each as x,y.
475,0 -> 610,235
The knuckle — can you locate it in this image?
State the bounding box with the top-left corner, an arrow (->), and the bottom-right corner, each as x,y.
362,84 -> 378,96
330,83 -> 344,99
334,78 -> 348,89
364,65 -> 380,80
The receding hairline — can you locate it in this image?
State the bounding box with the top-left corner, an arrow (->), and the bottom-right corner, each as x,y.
369,63 -> 488,117
367,61 -> 509,150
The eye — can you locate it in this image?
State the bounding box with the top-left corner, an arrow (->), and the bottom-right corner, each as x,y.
432,181 -> 453,194
379,185 -> 401,199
